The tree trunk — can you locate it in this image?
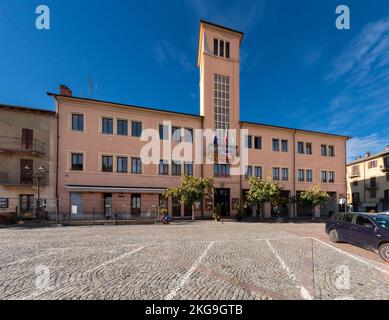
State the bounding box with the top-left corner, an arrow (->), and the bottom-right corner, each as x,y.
192,204 -> 195,222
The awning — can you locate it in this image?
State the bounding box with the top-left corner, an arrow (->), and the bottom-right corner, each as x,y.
65,185 -> 166,194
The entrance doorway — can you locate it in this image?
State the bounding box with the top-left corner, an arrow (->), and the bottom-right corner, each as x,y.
214,188 -> 230,216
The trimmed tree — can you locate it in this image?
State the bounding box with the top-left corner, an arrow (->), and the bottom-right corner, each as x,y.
298,185 -> 330,219
246,176 -> 283,219
163,176 -> 214,222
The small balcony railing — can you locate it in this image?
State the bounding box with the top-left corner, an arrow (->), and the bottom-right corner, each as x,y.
0,136 -> 46,156
366,183 -> 379,190
349,170 -> 360,178
0,172 -> 48,186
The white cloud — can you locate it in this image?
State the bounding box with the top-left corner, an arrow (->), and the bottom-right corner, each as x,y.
347,134 -> 387,162
154,40 -> 194,72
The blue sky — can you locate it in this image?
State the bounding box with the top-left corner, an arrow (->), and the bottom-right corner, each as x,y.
1,0 -> 389,161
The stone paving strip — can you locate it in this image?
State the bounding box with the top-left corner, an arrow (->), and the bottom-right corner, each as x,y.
0,222 -> 388,300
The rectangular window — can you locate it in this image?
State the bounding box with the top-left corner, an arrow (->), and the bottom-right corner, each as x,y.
255,166 -> 262,179
370,190 -> 377,199
368,160 -> 378,169
329,146 -> 335,157
272,139 -> 280,152
172,127 -> 181,142
131,121 -> 142,137
384,190 -> 389,201
370,177 -> 377,188
131,158 -> 142,174
20,194 -> 34,212
213,38 -> 218,56
225,42 -> 230,59
353,180 -> 358,186
281,140 -> 288,152
306,170 -> 313,182
0,198 -> 9,209
102,118 -> 113,134
117,119 -> 128,136
245,166 -> 253,179
172,161 -> 182,176
384,157 -> 389,169
306,143 -> 312,155
159,160 -> 169,175
21,128 -> 34,149
117,157 -> 128,173
272,167 -> 280,181
351,165 -> 359,176
329,171 -> 335,183
321,171 -> 328,183
281,168 -> 289,181
184,162 -> 193,176
213,74 -> 230,130
297,142 -> 304,154
159,124 -> 169,140
71,114 -> 84,131
298,169 -> 305,182
184,128 -> 193,143
102,156 -> 113,172
214,164 -> 230,177
321,145 -> 327,156
219,40 -> 224,57
71,153 -> 83,171
254,136 -> 262,150
245,135 -> 252,149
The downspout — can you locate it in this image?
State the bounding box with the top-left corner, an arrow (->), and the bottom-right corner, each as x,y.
201,116 -> 204,219
293,130 -> 297,219
239,122 -> 243,213
54,96 -> 60,223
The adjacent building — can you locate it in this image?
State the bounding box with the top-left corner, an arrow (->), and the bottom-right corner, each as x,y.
347,147 -> 389,212
48,20 -> 349,220
0,104 -> 57,218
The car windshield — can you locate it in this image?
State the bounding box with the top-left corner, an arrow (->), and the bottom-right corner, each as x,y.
370,215 -> 389,230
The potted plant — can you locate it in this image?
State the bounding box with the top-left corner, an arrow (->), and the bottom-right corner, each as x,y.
235,202 -> 243,222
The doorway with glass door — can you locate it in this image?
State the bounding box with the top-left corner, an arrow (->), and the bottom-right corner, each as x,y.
214,188 -> 230,216
104,193 -> 112,219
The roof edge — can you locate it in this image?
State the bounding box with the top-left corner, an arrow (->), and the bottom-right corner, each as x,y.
47,92 -> 203,119
240,120 -> 352,139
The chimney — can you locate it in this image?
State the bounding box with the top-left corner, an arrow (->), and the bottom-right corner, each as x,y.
364,152 -> 371,158
59,84 -> 72,97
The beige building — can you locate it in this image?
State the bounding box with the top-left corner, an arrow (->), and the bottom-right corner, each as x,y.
347,147 -> 389,212
0,104 -> 57,217
48,21 -> 349,220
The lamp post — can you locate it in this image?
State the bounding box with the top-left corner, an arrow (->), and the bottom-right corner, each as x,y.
25,164 -> 48,221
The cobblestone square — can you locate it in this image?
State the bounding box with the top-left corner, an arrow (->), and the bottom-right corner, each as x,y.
0,221 -> 388,300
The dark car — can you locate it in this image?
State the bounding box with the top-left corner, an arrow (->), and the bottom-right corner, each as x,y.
325,212 -> 389,263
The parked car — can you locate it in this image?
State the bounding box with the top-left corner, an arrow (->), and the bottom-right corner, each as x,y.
325,212 -> 389,263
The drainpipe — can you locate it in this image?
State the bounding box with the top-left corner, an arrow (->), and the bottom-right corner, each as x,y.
293,130 -> 297,219
54,96 -> 60,223
201,116 -> 204,219
239,122 -> 243,212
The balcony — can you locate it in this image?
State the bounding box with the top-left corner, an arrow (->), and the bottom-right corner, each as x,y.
366,183 -> 379,190
349,171 -> 360,178
0,172 -> 47,187
0,136 -> 46,157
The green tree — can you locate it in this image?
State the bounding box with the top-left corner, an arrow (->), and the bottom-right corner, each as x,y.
246,176 -> 283,218
163,176 -> 214,222
298,185 -> 330,219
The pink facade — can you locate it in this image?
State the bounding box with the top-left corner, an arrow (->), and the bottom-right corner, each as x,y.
52,21 -> 349,220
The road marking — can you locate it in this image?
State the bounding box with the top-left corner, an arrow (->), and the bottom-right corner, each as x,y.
165,241 -> 214,300
308,237 -> 389,276
265,240 -> 314,300
254,237 -> 298,242
21,246 -> 145,300
85,246 -> 145,273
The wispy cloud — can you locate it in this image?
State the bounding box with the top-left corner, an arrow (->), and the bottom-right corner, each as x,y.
305,15 -> 389,148
347,134 -> 387,162
154,40 -> 194,72
186,0 -> 265,34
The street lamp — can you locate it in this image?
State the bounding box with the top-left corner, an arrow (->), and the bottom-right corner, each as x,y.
25,164 -> 48,221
